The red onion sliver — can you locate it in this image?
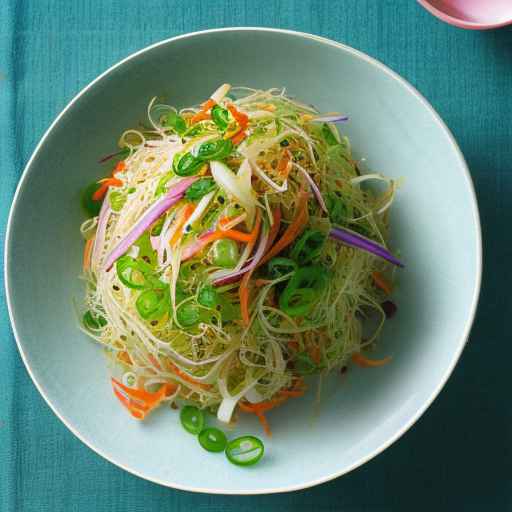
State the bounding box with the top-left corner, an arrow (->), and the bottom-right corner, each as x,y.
103,177 -> 198,270
311,114 -> 349,123
329,226 -> 403,267
294,163 -> 327,213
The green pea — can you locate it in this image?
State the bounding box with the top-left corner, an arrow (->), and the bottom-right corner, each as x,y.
211,239 -> 239,268
198,428 -> 227,452
180,406 -> 205,435
225,436 -> 264,466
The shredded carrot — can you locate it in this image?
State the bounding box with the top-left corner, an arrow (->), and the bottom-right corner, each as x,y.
256,103 -> 277,112
170,203 -> 195,247
82,237 -> 95,273
258,191 -> 309,267
238,378 -> 305,436
231,129 -> 247,145
352,352 -> 392,368
277,150 -> 292,176
190,98 -> 216,124
227,104 -> 249,129
112,160 -> 126,175
112,378 -> 174,406
372,271 -> 393,295
92,177 -> 123,201
113,388 -> 146,419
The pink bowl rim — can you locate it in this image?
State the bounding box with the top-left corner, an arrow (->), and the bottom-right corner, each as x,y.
417,0 -> 512,30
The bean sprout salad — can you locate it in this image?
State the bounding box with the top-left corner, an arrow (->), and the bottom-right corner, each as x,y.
79,84 -> 402,463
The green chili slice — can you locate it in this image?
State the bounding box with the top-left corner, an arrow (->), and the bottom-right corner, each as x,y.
173,152 -> 204,176
225,436 -> 264,466
197,138 -> 233,161
185,178 -> 217,201
180,405 -> 205,435
177,302 -> 200,327
198,428 -> 227,452
109,190 -> 126,212
211,105 -> 230,131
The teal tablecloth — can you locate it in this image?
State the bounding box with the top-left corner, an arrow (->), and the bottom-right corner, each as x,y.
1,1 -> 511,510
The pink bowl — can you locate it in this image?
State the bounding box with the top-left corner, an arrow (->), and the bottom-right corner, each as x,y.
418,0 -> 512,30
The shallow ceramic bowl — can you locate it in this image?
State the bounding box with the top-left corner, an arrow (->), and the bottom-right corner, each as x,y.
5,28 -> 481,494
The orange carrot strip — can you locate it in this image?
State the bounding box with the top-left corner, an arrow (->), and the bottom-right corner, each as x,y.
82,237 -> 95,273
277,150 -> 291,176
352,352 -> 392,368
255,278 -> 272,287
227,104 -> 249,129
113,388 -> 147,419
309,345 -> 321,365
258,191 -> 309,267
190,98 -> 217,124
231,130 -> 247,145
112,160 -> 126,175
111,378 -> 173,405
170,203 -> 195,247
372,271 -> 393,295
92,177 -> 123,201
256,411 -> 272,436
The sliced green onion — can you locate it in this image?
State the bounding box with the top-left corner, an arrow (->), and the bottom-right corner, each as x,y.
211,239 -> 239,268
225,436 -> 264,466
173,153 -> 204,176
290,229 -> 326,265
116,256 -> 147,289
180,405 -> 205,435
122,372 -> 137,387
81,182 -> 103,217
136,289 -> 168,320
83,311 -> 107,330
211,105 -> 230,131
177,303 -> 200,327
197,139 -> 233,161
198,428 -> 227,452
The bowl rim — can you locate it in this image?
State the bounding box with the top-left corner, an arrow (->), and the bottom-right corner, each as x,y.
4,26 -> 482,495
417,0 -> 512,30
